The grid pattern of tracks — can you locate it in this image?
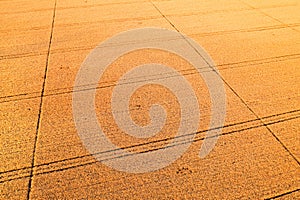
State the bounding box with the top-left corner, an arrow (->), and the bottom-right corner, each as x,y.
1,0 -> 300,199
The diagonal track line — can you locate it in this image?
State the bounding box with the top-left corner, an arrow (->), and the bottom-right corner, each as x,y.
1,48 -> 300,104
149,0 -> 300,166
26,0 -> 57,199
239,0 -> 300,34
265,188 -> 300,199
1,109 -> 299,184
